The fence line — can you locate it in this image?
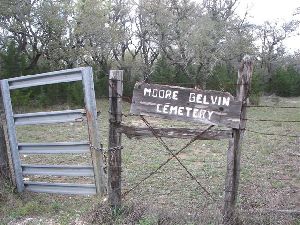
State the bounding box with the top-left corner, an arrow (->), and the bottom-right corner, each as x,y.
246,129 -> 299,138
119,126 -> 298,199
243,118 -> 300,123
121,124 -> 216,199
119,113 -> 300,138
140,116 -> 215,199
246,105 -> 300,109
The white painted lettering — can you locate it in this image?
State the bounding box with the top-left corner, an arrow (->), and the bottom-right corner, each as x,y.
173,91 -> 179,100
218,96 -> 222,105
196,94 -> 203,103
144,88 -> 151,96
199,110 -> 206,118
203,95 -> 209,105
222,97 -> 230,106
178,107 -> 184,116
153,89 -> 158,97
169,105 -> 178,115
207,111 -> 214,120
155,104 -> 215,122
189,93 -> 195,102
211,96 -> 218,104
156,104 -> 162,113
165,90 -> 172,99
186,107 -> 192,117
158,90 -> 165,98
193,108 -> 199,118
163,104 -> 170,114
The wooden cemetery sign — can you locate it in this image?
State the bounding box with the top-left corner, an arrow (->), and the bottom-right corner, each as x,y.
130,82 -> 242,128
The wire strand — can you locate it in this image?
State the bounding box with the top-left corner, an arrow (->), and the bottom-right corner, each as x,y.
121,123 -> 215,199
246,105 -> 300,109
140,116 -> 215,199
243,118 -> 300,123
247,129 -> 299,138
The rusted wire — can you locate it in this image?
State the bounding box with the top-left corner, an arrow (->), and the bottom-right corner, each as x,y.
246,129 -> 299,138
121,120 -> 215,199
243,118 -> 300,123
140,115 -> 215,198
246,105 -> 300,109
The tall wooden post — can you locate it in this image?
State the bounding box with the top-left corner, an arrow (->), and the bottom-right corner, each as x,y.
223,56 -> 253,224
0,90 -> 11,183
108,70 -> 123,210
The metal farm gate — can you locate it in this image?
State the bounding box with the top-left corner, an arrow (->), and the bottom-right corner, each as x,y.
1,67 -> 106,195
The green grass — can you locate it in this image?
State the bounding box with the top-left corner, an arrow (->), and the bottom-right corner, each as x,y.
1,96 -> 300,224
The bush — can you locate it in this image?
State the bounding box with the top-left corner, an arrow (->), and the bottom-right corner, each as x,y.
207,64 -> 236,94
270,66 -> 300,97
150,57 -> 190,87
207,64 -> 264,104
11,90 -> 33,111
95,75 -> 109,98
249,70 -> 264,105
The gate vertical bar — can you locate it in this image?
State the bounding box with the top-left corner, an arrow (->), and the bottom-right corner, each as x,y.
223,56 -> 253,224
82,67 -> 106,195
0,90 -> 11,181
0,80 -> 24,192
108,70 -> 123,209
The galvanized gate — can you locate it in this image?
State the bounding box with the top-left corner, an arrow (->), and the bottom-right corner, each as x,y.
1,67 -> 106,195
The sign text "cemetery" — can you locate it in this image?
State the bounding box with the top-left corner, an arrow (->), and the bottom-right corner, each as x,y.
130,83 -> 242,128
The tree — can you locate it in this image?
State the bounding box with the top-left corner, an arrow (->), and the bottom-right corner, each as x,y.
0,0 -> 76,72
133,0 -> 162,80
0,41 -> 27,78
256,19 -> 300,83
139,0 -> 254,88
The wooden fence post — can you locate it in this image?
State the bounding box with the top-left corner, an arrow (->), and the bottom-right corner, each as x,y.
0,90 -> 11,183
0,122 -> 10,182
223,56 -> 254,224
108,70 -> 123,210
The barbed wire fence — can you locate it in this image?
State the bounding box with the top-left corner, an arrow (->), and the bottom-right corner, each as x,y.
106,66 -> 299,224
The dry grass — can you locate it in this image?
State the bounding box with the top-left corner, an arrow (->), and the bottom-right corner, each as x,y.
0,96 -> 299,224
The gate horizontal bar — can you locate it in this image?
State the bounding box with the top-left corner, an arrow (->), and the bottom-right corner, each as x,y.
22,165 -> 94,177
8,68 -> 84,90
24,181 -> 96,195
18,142 -> 90,154
14,109 -> 85,126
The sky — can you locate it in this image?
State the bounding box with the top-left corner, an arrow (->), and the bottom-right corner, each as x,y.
236,0 -> 300,52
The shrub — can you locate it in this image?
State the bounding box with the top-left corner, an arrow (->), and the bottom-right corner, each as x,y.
207,64 -> 236,94
249,70 -> 264,105
270,66 -> 300,97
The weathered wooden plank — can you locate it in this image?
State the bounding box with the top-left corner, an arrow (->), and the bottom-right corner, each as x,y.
118,125 -> 232,140
223,55 -> 253,225
108,70 -> 123,210
130,82 -> 242,128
